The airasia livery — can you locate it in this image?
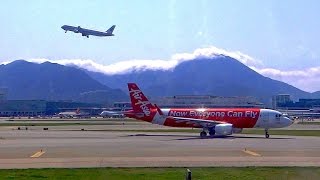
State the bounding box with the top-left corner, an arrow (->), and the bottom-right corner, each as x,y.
125,83 -> 293,138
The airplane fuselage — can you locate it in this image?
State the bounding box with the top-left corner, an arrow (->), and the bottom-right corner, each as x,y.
61,25 -> 115,38
125,108 -> 293,129
125,83 -> 293,138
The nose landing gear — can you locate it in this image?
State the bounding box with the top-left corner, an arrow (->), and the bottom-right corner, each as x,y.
265,129 -> 270,138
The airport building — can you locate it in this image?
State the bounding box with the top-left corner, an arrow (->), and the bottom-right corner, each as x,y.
151,95 -> 264,108
272,94 -> 293,109
0,100 -> 47,117
273,94 -> 320,110
113,102 -> 132,109
0,87 -> 8,102
0,100 -> 103,117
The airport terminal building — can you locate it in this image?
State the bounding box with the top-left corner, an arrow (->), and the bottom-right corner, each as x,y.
0,94 -> 264,117
0,100 -> 46,117
151,95 -> 264,108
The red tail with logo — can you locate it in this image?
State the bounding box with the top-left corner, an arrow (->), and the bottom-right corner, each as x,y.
127,83 -> 157,122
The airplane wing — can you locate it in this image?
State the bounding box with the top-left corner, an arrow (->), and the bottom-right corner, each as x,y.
170,116 -> 225,128
154,104 -> 225,128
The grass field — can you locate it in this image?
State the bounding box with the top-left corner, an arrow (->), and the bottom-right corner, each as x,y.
0,167 -> 319,180
0,122 -> 125,126
297,121 -> 320,125
242,129 -> 320,136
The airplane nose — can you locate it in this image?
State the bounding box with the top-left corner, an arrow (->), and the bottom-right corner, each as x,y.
284,117 -> 294,127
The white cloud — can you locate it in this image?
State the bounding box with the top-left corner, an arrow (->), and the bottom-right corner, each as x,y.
252,66 -> 320,92
1,46 -> 319,92
28,46 -> 261,75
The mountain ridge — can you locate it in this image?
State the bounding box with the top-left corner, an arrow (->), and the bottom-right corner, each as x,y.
85,56 -> 315,106
0,60 -> 127,104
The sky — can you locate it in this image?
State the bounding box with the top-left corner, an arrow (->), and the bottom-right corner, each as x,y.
1,0 -> 320,92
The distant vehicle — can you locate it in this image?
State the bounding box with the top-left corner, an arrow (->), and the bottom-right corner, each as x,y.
58,108 -> 90,118
124,83 -> 293,138
61,25 -> 116,38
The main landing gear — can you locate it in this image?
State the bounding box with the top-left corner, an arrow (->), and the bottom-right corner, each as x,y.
209,129 -> 215,137
200,131 -> 207,138
200,128 -> 215,138
265,129 -> 270,138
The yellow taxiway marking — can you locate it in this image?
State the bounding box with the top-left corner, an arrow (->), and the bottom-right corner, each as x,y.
30,150 -> 45,158
242,149 -> 261,157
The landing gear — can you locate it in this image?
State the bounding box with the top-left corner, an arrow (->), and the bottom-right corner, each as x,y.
265,129 -> 270,138
86,35 -> 89,38
200,131 -> 207,138
209,129 -> 215,137
65,31 -> 67,33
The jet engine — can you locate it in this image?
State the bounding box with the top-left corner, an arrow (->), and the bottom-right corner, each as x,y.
215,124 -> 233,135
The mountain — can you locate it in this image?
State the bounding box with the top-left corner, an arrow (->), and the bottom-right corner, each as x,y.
0,60 -> 127,104
312,91 -> 320,98
86,56 -> 310,105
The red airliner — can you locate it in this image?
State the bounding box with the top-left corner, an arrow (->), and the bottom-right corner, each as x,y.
125,83 -> 293,138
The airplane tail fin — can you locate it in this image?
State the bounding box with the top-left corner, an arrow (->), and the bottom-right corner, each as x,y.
106,25 -> 116,34
127,83 -> 157,122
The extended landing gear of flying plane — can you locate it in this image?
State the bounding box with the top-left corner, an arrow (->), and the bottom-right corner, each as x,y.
265,129 -> 270,138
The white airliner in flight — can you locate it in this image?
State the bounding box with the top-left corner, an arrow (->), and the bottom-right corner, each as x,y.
61,25 -> 116,38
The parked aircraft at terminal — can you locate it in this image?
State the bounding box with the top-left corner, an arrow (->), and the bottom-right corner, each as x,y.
100,108 -> 129,118
125,83 -> 294,138
58,108 -> 89,118
61,25 -> 116,38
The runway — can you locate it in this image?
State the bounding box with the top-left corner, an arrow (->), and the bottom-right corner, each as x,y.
0,129 -> 319,169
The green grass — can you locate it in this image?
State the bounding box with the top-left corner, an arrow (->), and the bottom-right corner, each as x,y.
0,167 -> 319,180
242,129 -> 320,137
0,122 -> 131,127
297,121 -> 320,125
88,129 -> 199,133
5,118 -> 138,122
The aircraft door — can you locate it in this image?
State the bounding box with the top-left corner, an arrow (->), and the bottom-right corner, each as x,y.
259,110 -> 270,128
